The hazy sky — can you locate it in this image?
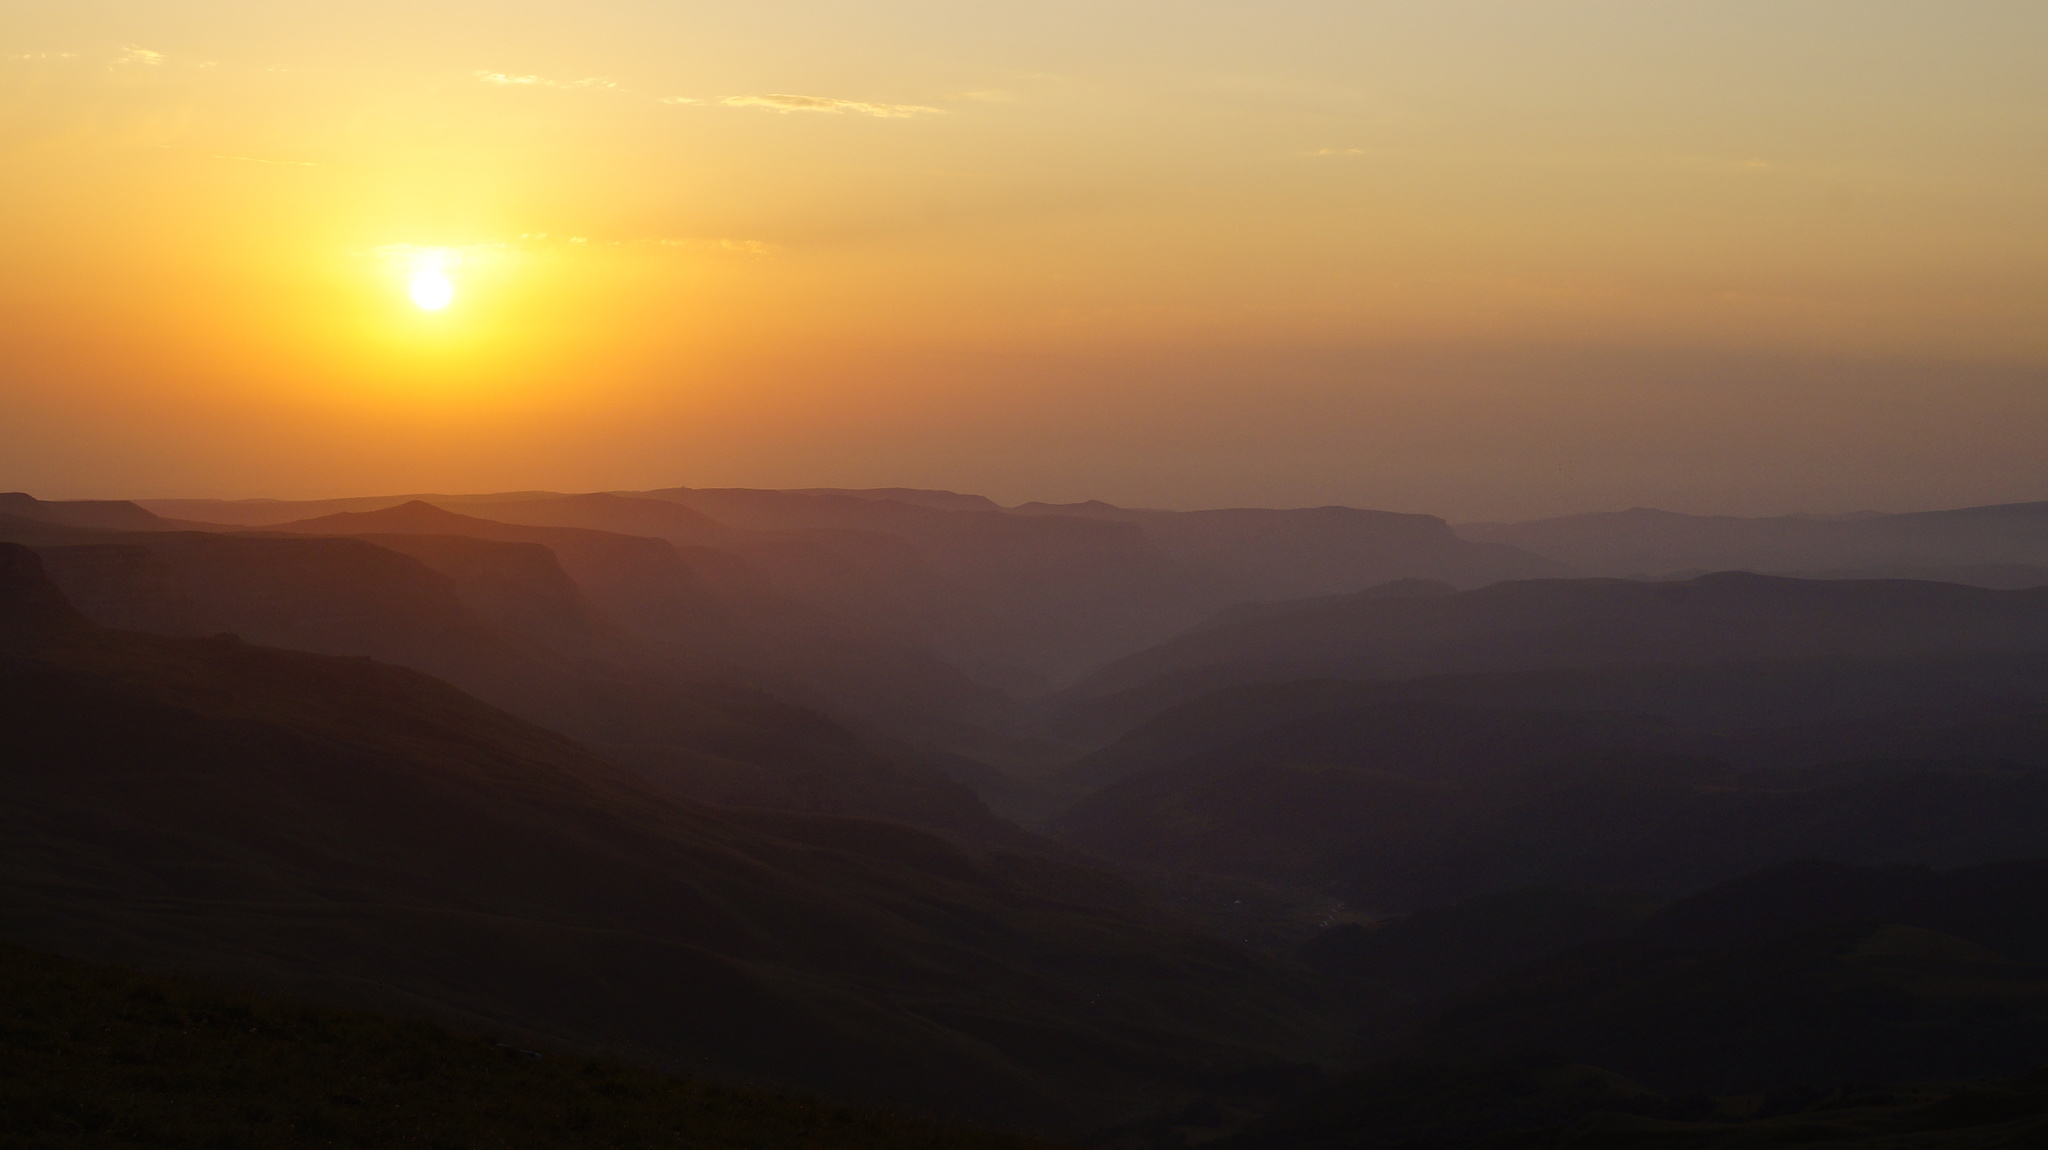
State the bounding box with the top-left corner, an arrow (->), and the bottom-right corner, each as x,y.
3,1 -> 2044,519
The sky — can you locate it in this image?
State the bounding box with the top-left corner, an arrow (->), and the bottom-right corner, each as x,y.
2,0 -> 2044,520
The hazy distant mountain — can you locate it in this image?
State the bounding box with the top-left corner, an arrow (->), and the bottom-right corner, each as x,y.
0,542 -> 1332,1128
1067,652 -> 2048,790
0,518 -> 1024,845
275,500 -> 1017,760
788,487 -> 1006,512
637,487 -> 1195,690
452,493 -> 948,660
1011,503 -> 1569,603
1062,573 -> 2048,732
140,488 -> 1572,692
1778,561 -> 2048,589
1057,696 -> 2048,910
139,491 -> 568,525
279,501 -> 737,642
1459,500 -> 2048,578
2,491 -> 172,532
630,489 -> 1566,691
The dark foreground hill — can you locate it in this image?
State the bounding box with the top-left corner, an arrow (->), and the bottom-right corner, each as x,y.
1067,652 -> 2048,793
1062,573 -> 2048,737
1229,1057 -> 2048,1150
1231,859 -> 2048,1150
1061,708 -> 2048,912
0,543 -> 1332,1130
0,941 -> 1044,1150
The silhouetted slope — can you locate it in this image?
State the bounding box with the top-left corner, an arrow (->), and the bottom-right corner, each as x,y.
1010,504 -> 1567,602
138,492 -> 568,525
0,544 -> 1333,1128
341,530 -> 633,658
1064,573 -> 2048,728
281,501 -> 735,642
285,501 -> 1017,759
1066,651 -> 2048,787
146,488 -> 1568,695
0,492 -> 170,532
1068,699 -> 1691,795
1300,887 -> 1656,1009
1411,859 -> 2048,1091
1236,859 -> 2048,1149
456,491 -> 738,548
0,521 -> 1030,846
641,487 -> 1192,690
792,487 -> 1007,511
1461,500 -> 2048,578
0,942 -> 1048,1150
638,488 -> 1563,689
459,493 -> 949,661
1231,1057 -> 2048,1150
1782,561 -> 2048,589
1058,698 -> 2048,908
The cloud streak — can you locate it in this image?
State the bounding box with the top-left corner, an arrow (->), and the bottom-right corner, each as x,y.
475,71 -> 616,90
720,93 -> 941,118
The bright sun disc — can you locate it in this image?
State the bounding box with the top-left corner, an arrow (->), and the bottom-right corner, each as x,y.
409,268 -> 454,310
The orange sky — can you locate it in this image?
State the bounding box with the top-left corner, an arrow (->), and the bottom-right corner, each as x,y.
3,1 -> 2045,519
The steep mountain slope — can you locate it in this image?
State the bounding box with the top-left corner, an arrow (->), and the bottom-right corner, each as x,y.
1,491 -> 172,532
0,543 -> 1334,1129
1786,561 -> 2048,589
1067,652 -> 2048,788
1063,573 -> 2048,729
279,501 -> 735,643
1298,887 -> 1657,1011
1460,500 -> 2048,578
279,500 -> 1014,753
141,488 -> 1570,693
638,487 -> 1193,690
454,492 -> 947,653
641,488 -> 1566,690
1010,503 -> 1567,603
1057,699 -> 2048,910
0,520 -> 1025,845
138,491 -> 567,525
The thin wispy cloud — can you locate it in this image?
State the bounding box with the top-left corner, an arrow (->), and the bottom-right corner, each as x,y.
116,46 -> 165,66
475,71 -> 617,90
1308,147 -> 1367,157
720,93 -> 942,118
647,236 -> 774,256
657,96 -> 698,105
215,154 -> 319,167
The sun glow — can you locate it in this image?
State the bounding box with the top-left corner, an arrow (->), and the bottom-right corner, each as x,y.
409,263 -> 455,311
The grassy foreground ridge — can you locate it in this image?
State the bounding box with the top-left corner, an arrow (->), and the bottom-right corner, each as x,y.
0,942 -> 1049,1150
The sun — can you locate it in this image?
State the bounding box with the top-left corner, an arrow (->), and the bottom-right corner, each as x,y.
409,265 -> 455,311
